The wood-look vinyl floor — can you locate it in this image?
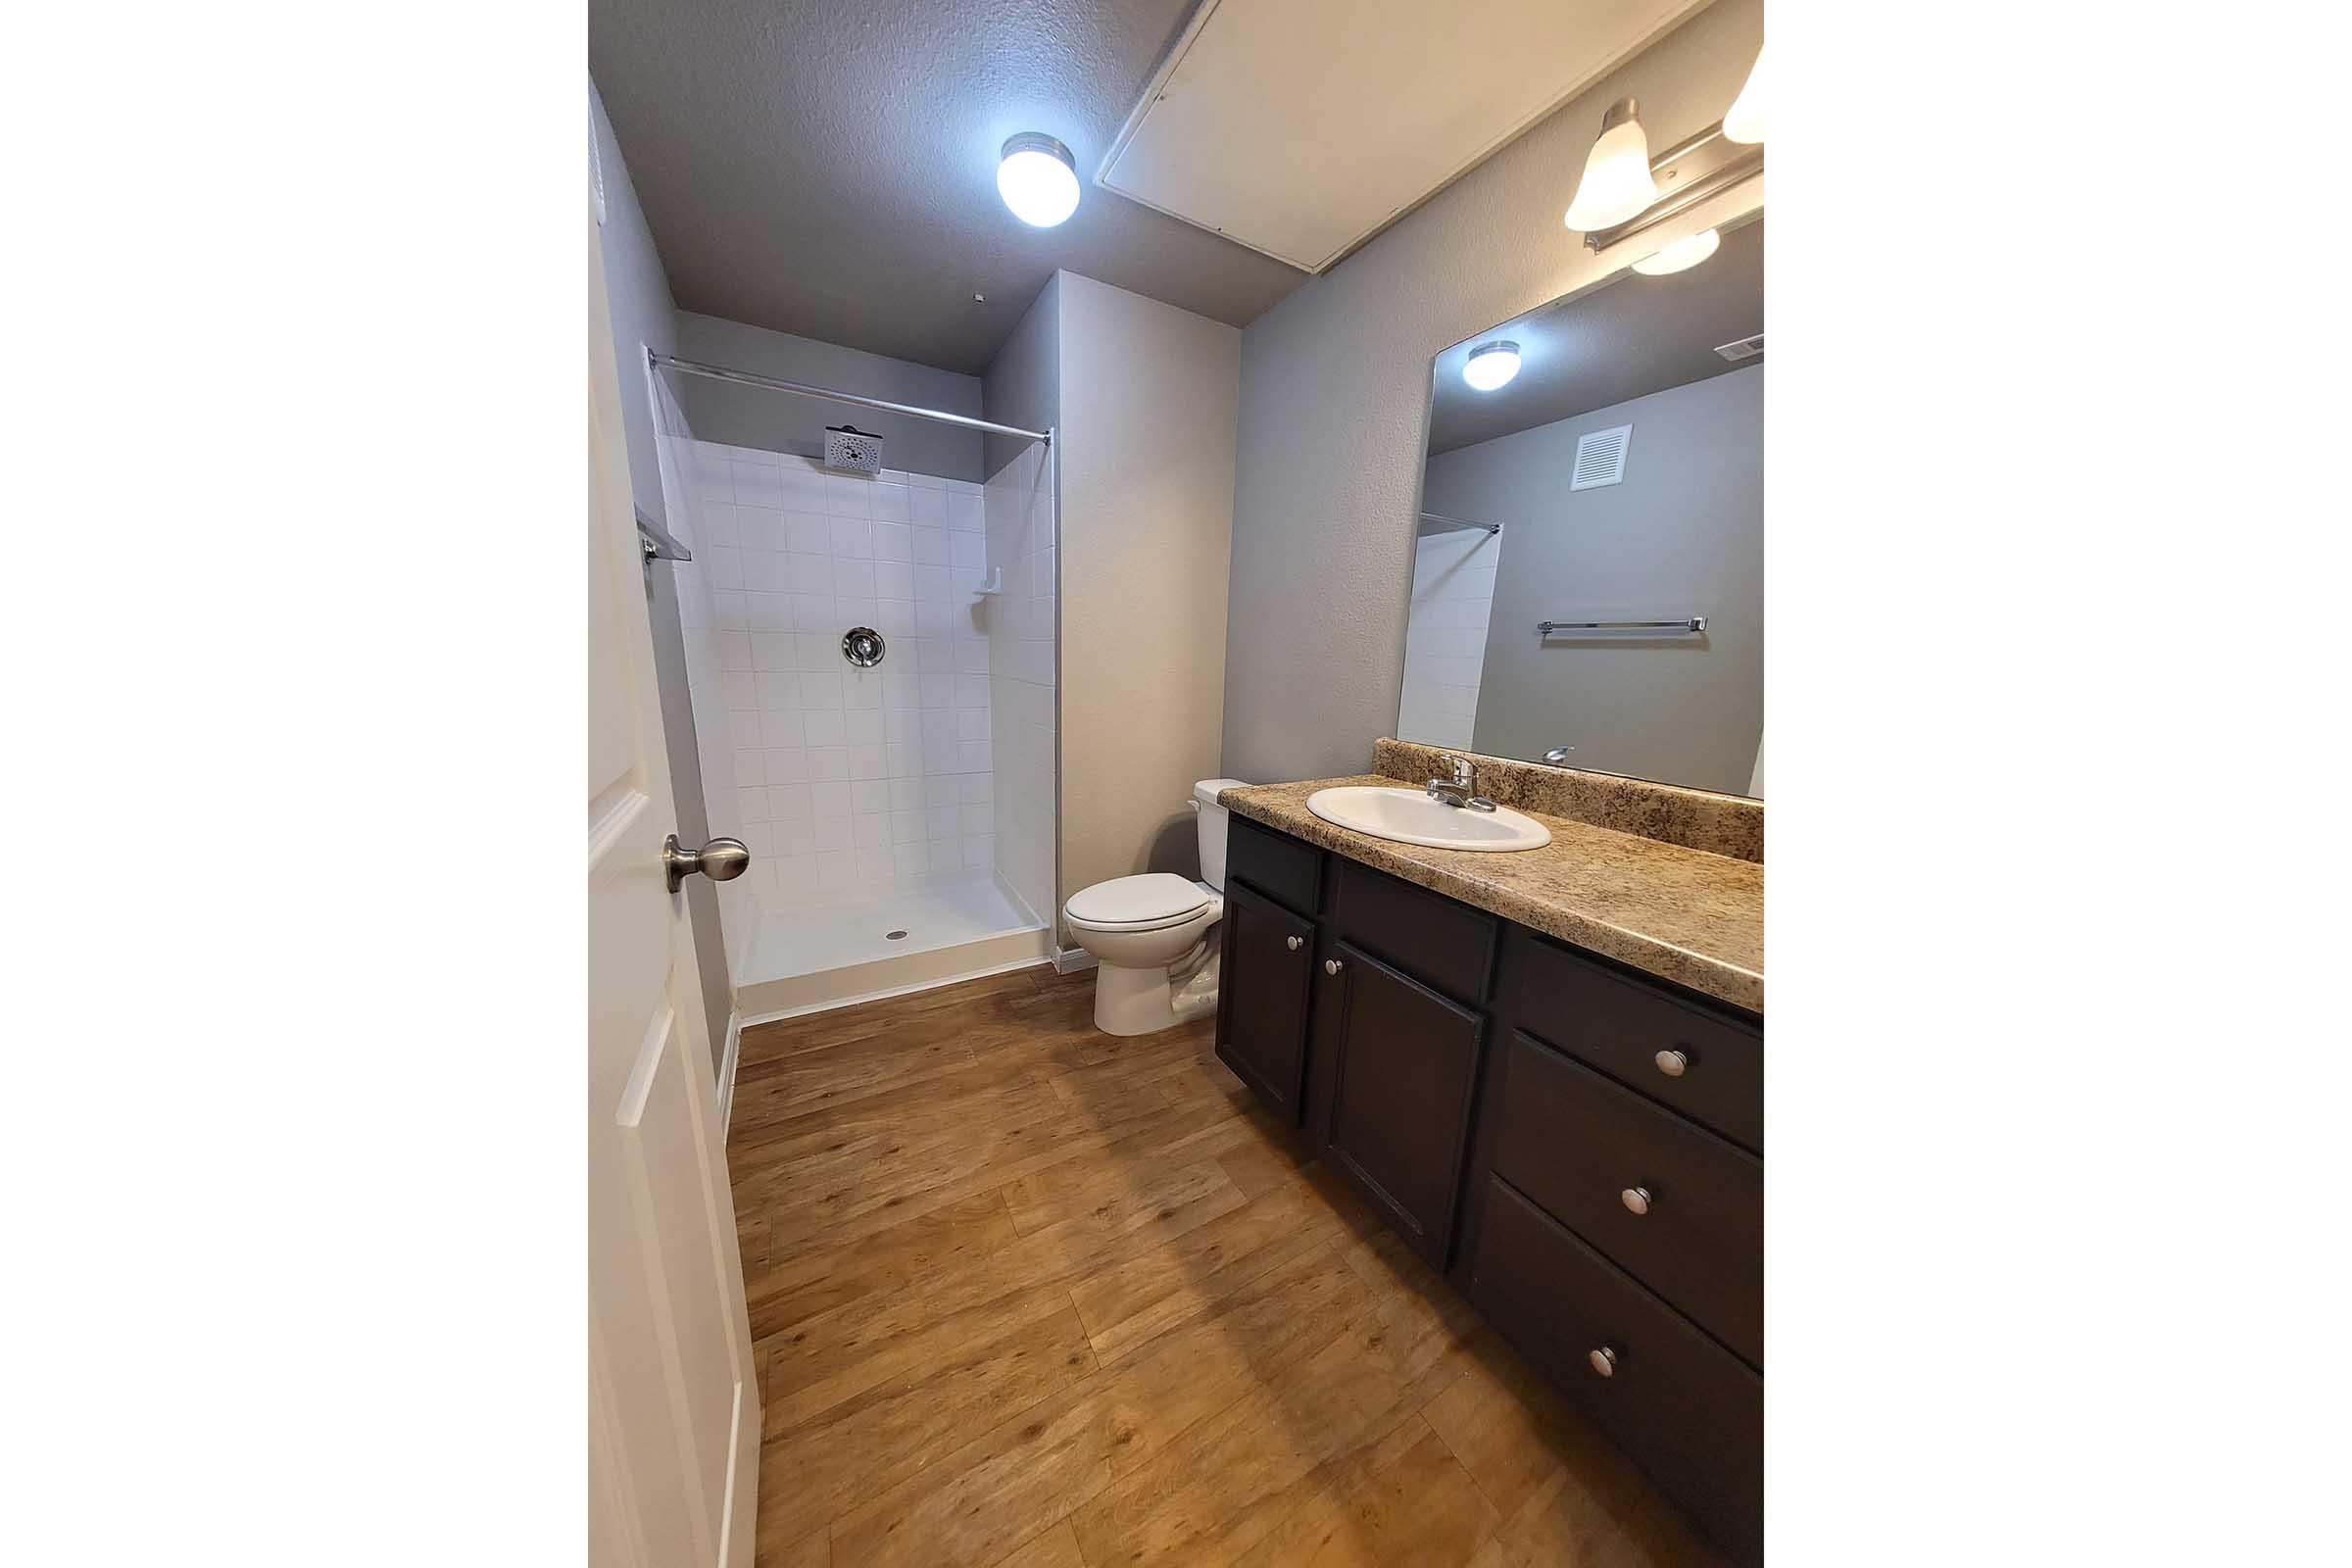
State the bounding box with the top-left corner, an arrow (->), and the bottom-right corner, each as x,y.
727,964 -> 1729,1567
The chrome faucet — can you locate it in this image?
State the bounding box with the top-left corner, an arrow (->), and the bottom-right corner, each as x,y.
1426,755 -> 1498,811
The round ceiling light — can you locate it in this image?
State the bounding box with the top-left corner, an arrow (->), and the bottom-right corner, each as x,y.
1631,227 -> 1721,276
997,133 -> 1080,227
1462,340 -> 1522,392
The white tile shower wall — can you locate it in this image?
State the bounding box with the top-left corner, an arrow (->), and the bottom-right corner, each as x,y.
983,444 -> 1057,928
1396,527 -> 1501,750
648,379 -> 759,981
687,441 -> 1000,902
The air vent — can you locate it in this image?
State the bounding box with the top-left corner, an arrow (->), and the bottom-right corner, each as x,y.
1570,424 -> 1633,491
1714,332 -> 1765,363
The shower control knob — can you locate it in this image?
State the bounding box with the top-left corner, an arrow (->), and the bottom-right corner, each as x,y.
1286,936 -> 1302,951
841,626 -> 886,667
1323,958 -> 1345,976
663,834 -> 751,893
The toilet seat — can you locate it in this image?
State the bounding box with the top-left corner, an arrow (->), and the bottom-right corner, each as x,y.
1064,872 -> 1213,932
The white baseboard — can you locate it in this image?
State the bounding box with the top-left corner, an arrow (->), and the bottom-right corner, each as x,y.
1054,946 -> 1099,975
716,1008 -> 744,1130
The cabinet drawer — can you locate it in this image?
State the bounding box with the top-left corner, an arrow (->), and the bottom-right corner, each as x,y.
1330,858 -> 1497,1004
1499,930 -> 1762,1152
1227,813 -> 1323,915
1493,1031 -> 1761,1366
1470,1177 -> 1762,1565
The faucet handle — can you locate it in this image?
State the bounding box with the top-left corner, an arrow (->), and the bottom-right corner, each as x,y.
1441,754 -> 1474,787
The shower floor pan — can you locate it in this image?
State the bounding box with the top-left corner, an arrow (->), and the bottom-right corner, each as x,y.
736,873 -> 1052,1021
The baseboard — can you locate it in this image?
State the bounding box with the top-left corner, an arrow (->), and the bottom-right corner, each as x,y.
716,1008 -> 744,1130
1054,946 -> 1099,975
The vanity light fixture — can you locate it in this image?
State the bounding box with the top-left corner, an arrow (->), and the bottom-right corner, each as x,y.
1631,226 -> 1720,275
997,132 -> 1080,227
1563,98 -> 1660,232
1462,340 -> 1522,392
1723,44 -> 1766,144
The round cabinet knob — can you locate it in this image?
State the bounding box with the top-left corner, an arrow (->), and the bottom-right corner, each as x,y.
1323,958 -> 1345,976
1654,1048 -> 1690,1078
1620,1186 -> 1652,1216
1286,935 -> 1302,951
1588,1346 -> 1618,1378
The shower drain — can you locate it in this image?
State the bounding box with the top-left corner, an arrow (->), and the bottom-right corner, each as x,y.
885,929 -> 908,941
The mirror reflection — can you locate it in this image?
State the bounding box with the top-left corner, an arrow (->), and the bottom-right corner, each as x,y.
1400,215 -> 1763,797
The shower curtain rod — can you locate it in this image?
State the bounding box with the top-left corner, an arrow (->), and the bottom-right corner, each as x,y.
648,351 -> 1052,445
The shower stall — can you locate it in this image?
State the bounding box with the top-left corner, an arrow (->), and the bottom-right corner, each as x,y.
643,353 -> 1058,1019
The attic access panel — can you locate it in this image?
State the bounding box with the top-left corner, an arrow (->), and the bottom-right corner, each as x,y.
1099,0 -> 1705,273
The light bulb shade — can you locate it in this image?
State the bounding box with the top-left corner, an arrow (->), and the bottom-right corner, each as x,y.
997,133 -> 1080,226
1723,45 -> 1765,144
1631,227 -> 1721,275
1462,340 -> 1522,392
1563,100 -> 1659,232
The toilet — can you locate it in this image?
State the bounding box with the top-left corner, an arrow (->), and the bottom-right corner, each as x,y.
1063,778 -> 1250,1036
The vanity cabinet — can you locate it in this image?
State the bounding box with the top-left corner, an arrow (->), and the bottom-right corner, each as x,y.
1214,810 -> 1765,1565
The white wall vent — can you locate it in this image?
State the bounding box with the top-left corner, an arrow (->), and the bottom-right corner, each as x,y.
1715,332 -> 1765,363
1571,424 -> 1633,491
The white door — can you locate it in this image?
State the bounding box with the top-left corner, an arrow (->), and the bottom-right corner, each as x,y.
587,197 -> 759,1568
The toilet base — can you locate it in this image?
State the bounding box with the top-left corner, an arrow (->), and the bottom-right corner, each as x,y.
1090,943 -> 1220,1036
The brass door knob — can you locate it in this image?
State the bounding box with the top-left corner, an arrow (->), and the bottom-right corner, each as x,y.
663,834 -> 751,893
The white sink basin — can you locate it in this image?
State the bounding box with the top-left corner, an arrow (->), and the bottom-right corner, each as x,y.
1304,786 -> 1551,852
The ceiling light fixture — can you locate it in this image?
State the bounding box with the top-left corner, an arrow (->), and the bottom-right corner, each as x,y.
997,132 -> 1080,227
1723,45 -> 1766,144
1462,340 -> 1522,392
1563,98 -> 1659,232
1631,227 -> 1721,275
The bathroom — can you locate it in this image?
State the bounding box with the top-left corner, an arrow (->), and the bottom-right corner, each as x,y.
587,0 -> 1772,1552
26,1 -> 2344,1564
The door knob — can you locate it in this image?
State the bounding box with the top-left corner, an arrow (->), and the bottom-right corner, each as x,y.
1286,935 -> 1303,951
663,833 -> 751,892
1323,958 -> 1345,976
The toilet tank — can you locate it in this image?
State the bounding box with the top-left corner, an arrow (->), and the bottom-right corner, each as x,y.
1193,778 -> 1250,892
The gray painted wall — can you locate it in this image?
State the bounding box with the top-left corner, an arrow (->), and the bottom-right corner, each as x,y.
592,77 -> 680,529
671,312 -> 987,482
982,276 -> 1061,480
1424,366 -> 1762,795
1217,0 -> 1763,783
1054,272 -> 1240,913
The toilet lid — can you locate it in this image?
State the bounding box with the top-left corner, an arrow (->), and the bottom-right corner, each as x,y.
1066,873 -> 1211,928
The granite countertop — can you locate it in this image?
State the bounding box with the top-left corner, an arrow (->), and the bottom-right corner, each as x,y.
1220,776 -> 1763,1013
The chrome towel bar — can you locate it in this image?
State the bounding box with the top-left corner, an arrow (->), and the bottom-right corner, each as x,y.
1538,616 -> 1708,634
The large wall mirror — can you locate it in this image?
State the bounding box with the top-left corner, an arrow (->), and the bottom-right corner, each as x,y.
1400,214 -> 1763,797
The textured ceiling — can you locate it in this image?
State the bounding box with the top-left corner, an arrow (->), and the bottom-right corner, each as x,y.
588,0 -> 1314,375
1428,215 -> 1763,454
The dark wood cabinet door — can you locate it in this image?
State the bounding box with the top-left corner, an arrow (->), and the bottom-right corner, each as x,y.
1214,879 -> 1317,1121
1319,940 -> 1486,1267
